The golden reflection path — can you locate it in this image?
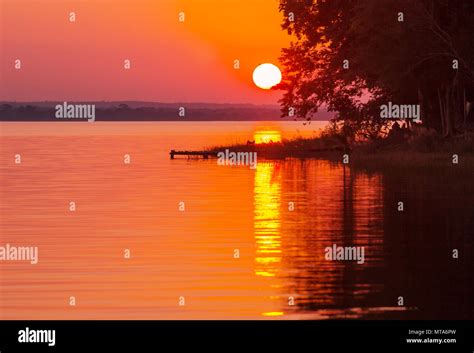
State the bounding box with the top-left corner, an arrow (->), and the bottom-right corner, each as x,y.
253,162 -> 284,317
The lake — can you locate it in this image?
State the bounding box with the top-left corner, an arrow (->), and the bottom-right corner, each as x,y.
0,122 -> 472,319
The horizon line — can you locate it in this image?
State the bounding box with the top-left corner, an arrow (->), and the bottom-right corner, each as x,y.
0,100 -> 282,107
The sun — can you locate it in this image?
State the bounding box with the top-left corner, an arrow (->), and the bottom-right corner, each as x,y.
252,63 -> 282,90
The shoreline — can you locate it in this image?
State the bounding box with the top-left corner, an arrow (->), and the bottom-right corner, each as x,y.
206,136 -> 474,173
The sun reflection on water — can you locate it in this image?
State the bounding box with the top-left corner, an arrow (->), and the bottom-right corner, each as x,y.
254,162 -> 282,278
253,130 -> 282,144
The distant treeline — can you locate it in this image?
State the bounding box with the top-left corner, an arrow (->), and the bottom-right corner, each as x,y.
0,102 -> 334,121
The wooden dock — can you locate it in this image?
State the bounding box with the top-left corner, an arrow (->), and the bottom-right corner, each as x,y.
169,146 -> 349,159
169,150 -> 219,159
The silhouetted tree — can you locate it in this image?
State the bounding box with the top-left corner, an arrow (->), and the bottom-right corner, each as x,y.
279,0 -> 474,138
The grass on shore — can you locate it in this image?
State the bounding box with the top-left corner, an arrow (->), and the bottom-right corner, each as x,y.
206,131 -> 474,173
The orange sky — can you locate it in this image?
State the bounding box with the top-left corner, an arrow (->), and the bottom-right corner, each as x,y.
1,0 -> 289,104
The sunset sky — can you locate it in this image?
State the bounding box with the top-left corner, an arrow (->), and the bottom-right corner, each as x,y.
1,0 -> 289,104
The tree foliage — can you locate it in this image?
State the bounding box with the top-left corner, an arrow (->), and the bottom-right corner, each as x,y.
279,0 -> 474,139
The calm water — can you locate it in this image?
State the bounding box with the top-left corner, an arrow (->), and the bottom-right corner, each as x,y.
0,122 -> 472,319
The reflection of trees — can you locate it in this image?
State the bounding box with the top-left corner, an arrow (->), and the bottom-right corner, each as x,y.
270,159 -> 473,319
381,171 -> 474,319
268,160 -> 385,317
